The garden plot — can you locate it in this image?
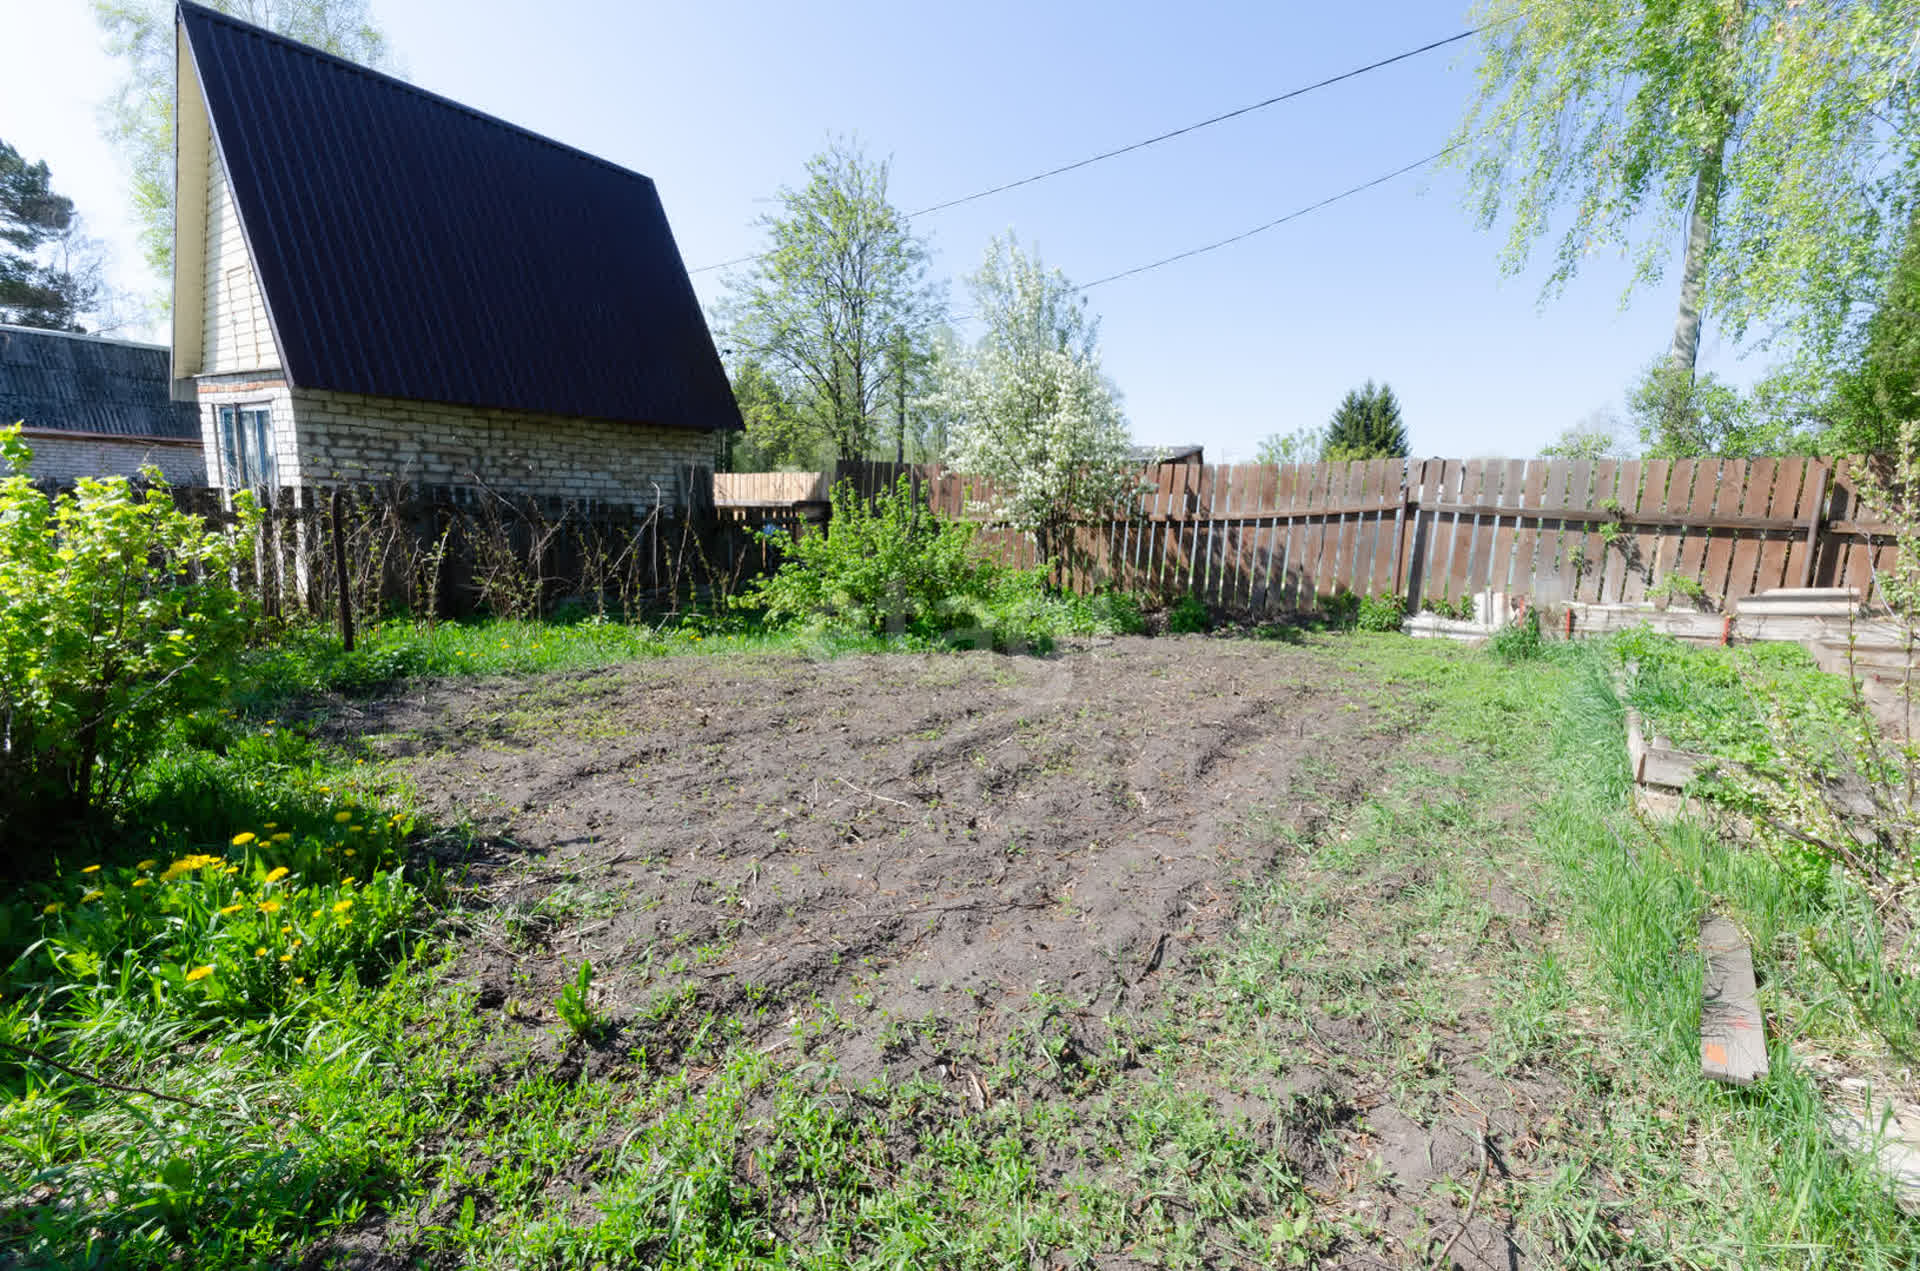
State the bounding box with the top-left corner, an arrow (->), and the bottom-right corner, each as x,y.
313,638 -> 1586,1267
339,640 -> 1393,1086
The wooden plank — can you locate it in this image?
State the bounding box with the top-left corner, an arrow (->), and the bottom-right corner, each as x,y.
1444,459 -> 1483,603
1151,464 -> 1179,601
1796,462 -> 1828,590
1668,459 -> 1715,595
1364,458 -> 1397,597
1237,462 -> 1267,610
1755,458 -> 1806,594
1534,460 -> 1575,606
1269,464 -> 1298,609
1425,459 -> 1464,607
1305,463 -> 1339,607
1247,464 -> 1278,613
1571,459 -> 1611,603
1725,457 -> 1780,605
1402,459 -> 1439,608
1198,463 -> 1224,606
1625,458 -> 1669,605
1485,458 -> 1525,600
1331,460 -> 1364,596
1701,914 -> 1770,1087
1601,461 -> 1640,603
1509,460 -> 1548,603
1225,463 -> 1254,609
1559,458 -> 1597,600
1701,460 -> 1749,606
1455,458 -> 1493,599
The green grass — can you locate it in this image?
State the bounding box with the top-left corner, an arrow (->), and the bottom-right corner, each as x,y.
6,623 -> 1916,1266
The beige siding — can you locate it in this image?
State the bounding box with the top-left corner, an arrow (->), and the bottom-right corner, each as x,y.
291,389 -> 719,506
201,148 -> 279,375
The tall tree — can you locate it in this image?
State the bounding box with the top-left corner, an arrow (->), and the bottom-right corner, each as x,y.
1256,425 -> 1326,466
933,235 -> 1136,566
1830,209 -> 1920,455
725,357 -> 827,471
720,141 -> 943,461
0,140 -> 105,331
90,0 -> 392,285
1454,1 -> 1920,382
1323,381 -> 1408,459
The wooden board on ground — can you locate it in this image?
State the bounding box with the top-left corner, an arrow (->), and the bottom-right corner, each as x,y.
1701,914 -> 1770,1087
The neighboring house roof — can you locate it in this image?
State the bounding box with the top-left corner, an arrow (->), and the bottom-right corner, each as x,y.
0,325 -> 200,440
1129,444 -> 1205,464
172,1 -> 742,433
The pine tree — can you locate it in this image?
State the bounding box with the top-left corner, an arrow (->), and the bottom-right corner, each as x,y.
1322,381 -> 1408,459
0,140 -> 99,331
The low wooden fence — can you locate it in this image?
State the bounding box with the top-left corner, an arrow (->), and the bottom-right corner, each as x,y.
792,455 -> 1905,614
109,468 -> 791,624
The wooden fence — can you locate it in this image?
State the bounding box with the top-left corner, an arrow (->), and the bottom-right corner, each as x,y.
808,455 -> 1905,614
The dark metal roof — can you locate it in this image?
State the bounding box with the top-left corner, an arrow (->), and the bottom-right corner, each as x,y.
177,1 -> 741,433
0,325 -> 201,440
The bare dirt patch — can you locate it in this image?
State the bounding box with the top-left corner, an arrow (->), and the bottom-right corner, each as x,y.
339,638 -> 1389,1080
316,637 -> 1581,1266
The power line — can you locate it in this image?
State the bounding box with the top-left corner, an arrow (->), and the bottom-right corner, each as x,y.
1073,146 -> 1456,293
687,25 -> 1479,276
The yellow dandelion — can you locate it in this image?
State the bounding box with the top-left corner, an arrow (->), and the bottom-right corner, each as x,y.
349,825 -> 362,834
258,899 -> 282,914
231,831 -> 257,847
81,889 -> 103,903
132,878 -> 150,888
263,867 -> 289,884
279,954 -> 293,963
280,924 -> 291,934
331,899 -> 353,914
316,785 -> 331,794
80,864 -> 101,874
136,859 -> 156,871
292,939 -> 302,948
42,902 -> 63,915
264,822 -> 279,830
221,865 -> 239,875
254,947 -> 267,957
271,833 -> 292,843
345,849 -> 357,858
184,965 -> 214,982
334,812 -> 352,824
294,977 -> 306,985
219,903 -> 244,916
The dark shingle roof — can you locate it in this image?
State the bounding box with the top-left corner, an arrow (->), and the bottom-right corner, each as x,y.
177,1 -> 741,433
0,325 -> 200,440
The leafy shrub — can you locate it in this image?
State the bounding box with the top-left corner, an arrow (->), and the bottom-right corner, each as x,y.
1356,593 -> 1407,632
1646,572 -> 1709,610
1488,607 -> 1545,661
1168,593 -> 1210,634
0,427 -> 258,837
742,476 -> 996,637
1421,594 -> 1475,621
1321,590 -> 1361,628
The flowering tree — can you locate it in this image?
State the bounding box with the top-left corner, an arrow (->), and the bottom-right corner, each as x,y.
935,237 -> 1137,569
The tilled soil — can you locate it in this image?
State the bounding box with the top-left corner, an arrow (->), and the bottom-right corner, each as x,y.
322,637 -> 1572,1267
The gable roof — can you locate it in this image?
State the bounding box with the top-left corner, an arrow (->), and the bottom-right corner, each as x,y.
174,1 -> 740,433
0,325 -> 200,440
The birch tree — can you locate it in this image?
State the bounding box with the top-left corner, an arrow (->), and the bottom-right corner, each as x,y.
91,0 -> 392,285
934,236 -> 1137,568
1453,0 -> 1920,379
721,141 -> 943,461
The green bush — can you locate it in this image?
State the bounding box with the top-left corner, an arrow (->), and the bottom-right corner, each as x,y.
743,476 -> 999,637
1488,607 -> 1546,662
0,427 -> 258,839
1356,593 -> 1407,632
1167,593 -> 1209,634
1321,590 -> 1361,627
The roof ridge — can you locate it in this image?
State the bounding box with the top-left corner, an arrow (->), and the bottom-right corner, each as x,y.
175,0 -> 657,190
0,323 -> 167,352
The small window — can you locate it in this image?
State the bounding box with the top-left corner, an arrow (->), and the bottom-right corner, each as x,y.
217,403 -> 276,489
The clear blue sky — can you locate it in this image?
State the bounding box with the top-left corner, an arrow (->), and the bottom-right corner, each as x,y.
5,0 -> 1764,460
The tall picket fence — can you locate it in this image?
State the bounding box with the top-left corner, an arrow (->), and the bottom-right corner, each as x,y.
821,456 -> 1903,613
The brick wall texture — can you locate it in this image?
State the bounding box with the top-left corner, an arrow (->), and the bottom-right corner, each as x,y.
202,148 -> 278,375
21,432 -> 207,485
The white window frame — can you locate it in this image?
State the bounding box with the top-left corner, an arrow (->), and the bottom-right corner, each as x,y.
216,402 -> 277,490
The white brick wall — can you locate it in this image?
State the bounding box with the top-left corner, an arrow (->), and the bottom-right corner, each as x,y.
16,432 -> 207,486
290,388 -> 720,507
201,149 -> 279,375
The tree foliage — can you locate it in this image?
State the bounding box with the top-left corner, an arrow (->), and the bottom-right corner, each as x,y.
1323,381 -> 1408,459
720,141 -> 943,461
933,236 -> 1138,566
1829,210 -> 1920,456
90,0 -> 392,285
1628,358 -> 1816,457
1541,409 -> 1633,460
0,427 -> 258,834
1255,425 -> 1326,466
724,357 -> 826,471
0,140 -> 104,331
1454,0 -> 1920,367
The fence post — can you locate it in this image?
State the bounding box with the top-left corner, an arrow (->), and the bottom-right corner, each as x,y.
1800,462 -> 1829,589
331,487 -> 355,652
